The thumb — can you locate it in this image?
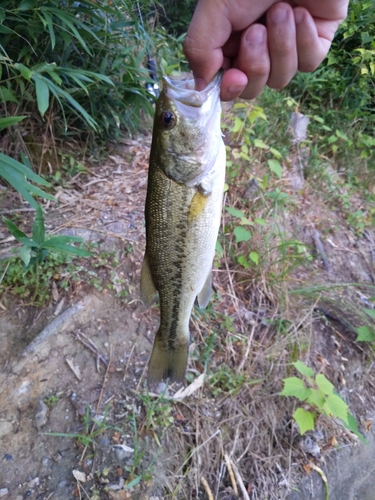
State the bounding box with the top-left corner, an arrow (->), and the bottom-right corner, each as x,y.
184,1 -> 231,90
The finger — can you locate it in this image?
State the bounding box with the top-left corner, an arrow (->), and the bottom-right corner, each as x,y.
184,0 -> 279,91
220,69 -> 248,102
183,1 -> 231,90
235,23 -> 270,100
294,7 -> 332,72
266,2 -> 298,89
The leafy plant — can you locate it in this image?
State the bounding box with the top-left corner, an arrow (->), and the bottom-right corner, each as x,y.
0,0 -> 157,149
281,361 -> 365,443
2,205 -> 91,302
138,392 -> 174,445
209,364 -> 246,396
0,117 -> 55,207
48,403 -> 119,448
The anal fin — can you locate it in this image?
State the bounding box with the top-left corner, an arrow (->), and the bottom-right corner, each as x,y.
196,268 -> 212,309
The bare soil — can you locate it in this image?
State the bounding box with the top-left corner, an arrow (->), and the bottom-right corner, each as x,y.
0,134 -> 374,500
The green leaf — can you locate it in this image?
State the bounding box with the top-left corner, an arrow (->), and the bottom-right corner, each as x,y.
14,63 -> 32,81
238,254 -> 249,268
249,252 -> 259,265
44,77 -> 97,130
253,138 -> 269,149
232,117 -> 243,133
341,413 -> 367,445
125,476 -> 142,489
312,115 -> 325,123
39,10 -> 55,49
0,87 -> 19,104
356,325 -> 375,342
315,374 -> 334,395
233,226 -> 251,243
267,159 -> 282,178
364,308 -> 375,319
306,389 -> 326,410
254,218 -> 266,226
19,246 -> 31,266
293,361 -> 314,378
0,153 -> 51,185
33,74 -> 50,117
44,235 -> 86,245
41,240 -> 91,257
32,206 -> 45,245
3,217 -> 29,241
226,207 -> 247,220
19,0 -> 36,10
281,377 -> 311,401
323,393 -> 349,423
215,239 -> 223,258
293,408 -> 315,435
0,116 -> 26,131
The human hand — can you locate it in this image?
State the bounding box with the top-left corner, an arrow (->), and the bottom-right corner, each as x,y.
183,0 -> 349,101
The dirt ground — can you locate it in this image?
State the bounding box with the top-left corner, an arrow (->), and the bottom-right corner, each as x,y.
0,134 -> 374,500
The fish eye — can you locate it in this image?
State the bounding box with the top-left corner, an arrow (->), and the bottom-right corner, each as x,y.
159,111 -> 176,129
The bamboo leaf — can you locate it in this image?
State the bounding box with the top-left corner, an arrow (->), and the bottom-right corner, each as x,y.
33,73 -> 50,117
32,205 -> 45,245
0,116 -> 26,131
41,240 -> 91,257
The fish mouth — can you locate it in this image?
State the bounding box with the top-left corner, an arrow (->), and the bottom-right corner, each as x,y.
163,71 -> 222,107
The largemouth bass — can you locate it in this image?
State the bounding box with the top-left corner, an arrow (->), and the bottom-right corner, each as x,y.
141,72 -> 225,385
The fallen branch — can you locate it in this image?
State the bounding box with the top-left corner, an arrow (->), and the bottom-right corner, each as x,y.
312,230 -> 334,275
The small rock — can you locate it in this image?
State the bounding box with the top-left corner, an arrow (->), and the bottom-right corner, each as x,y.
311,431 -> 324,442
113,444 -> 134,462
299,435 -> 321,458
72,470 -> 87,482
0,422 -> 13,439
35,400 -> 49,430
28,478 -> 39,488
0,488 -> 8,497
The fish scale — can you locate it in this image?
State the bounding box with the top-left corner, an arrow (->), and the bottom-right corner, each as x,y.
141,72 -> 226,386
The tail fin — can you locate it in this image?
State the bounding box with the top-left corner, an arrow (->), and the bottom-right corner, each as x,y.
147,329 -> 188,387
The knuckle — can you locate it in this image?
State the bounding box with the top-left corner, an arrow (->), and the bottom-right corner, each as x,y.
248,63 -> 269,79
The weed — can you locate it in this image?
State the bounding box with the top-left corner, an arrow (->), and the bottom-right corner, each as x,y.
208,364 -> 246,396
48,403 -> 121,449
281,361 -> 365,443
43,394 -> 60,408
138,392 -> 174,443
2,205 -> 90,304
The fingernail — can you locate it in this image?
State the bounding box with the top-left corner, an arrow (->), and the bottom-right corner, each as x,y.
245,25 -> 266,45
228,84 -> 245,96
269,6 -> 287,23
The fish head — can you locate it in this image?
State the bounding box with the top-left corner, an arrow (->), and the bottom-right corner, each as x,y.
151,72 -> 223,186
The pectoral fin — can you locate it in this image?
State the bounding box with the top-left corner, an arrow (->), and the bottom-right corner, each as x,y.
196,269 -> 212,309
140,252 -> 157,307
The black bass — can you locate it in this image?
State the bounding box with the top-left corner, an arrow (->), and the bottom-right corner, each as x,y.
141,72 -> 225,385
